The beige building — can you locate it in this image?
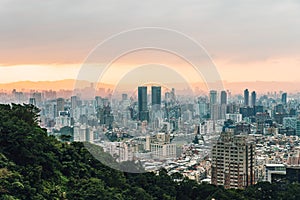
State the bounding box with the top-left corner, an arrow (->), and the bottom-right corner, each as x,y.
150,143 -> 176,159
211,130 -> 256,189
146,132 -> 176,159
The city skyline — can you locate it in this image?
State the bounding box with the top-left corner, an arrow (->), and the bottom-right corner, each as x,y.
2,79 -> 300,94
3,1 -> 300,197
3,75 -> 300,190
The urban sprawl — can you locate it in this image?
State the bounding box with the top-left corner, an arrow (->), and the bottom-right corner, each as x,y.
2,86 -> 300,189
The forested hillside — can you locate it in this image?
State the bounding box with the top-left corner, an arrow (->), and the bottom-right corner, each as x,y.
0,104 -> 300,200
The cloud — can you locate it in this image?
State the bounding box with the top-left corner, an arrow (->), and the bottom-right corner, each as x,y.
0,0 -> 300,82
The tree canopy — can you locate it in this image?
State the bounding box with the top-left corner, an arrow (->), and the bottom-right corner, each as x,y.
0,104 -> 299,199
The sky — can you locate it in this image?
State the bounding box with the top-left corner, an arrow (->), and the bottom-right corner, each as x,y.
0,0 -> 300,85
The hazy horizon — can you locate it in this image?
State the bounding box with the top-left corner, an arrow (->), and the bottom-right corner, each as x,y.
1,1 -> 300,87
1,79 -> 300,94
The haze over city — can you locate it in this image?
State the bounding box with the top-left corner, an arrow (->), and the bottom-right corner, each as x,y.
3,1 -> 300,199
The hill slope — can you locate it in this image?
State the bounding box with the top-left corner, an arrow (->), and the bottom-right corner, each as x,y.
0,104 -> 300,200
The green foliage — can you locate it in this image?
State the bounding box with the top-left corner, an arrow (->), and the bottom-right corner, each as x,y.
1,104 -> 300,199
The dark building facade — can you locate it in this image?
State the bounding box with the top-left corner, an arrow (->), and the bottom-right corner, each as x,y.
282,93 -> 287,105
56,98 -> 65,117
286,166 -> 300,184
251,91 -> 256,107
221,90 -> 227,105
138,86 -> 149,121
151,86 -> 161,110
244,89 -> 249,106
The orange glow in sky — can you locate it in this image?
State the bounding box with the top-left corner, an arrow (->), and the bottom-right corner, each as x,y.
1,0 -> 300,93
1,55 -> 299,84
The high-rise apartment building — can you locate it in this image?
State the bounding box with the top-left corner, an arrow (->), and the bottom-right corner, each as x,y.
212,130 -> 256,189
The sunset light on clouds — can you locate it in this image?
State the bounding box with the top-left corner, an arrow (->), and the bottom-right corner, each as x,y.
0,0 -> 300,91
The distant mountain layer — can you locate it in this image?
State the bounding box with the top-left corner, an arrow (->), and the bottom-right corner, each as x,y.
0,79 -> 299,93
0,79 -> 113,92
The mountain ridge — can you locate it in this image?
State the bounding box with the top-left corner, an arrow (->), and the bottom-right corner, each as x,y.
0,79 -> 299,93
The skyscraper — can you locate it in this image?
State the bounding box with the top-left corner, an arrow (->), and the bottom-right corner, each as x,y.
71,96 -> 78,118
138,86 -> 149,121
244,89 -> 249,106
171,88 -> 176,102
56,98 -> 65,116
220,90 -> 227,105
219,91 -> 227,120
29,98 -> 36,106
282,92 -> 287,105
151,86 -> 161,110
71,96 -> 78,110
32,92 -> 42,106
210,90 -> 218,121
251,91 -> 256,107
95,96 -> 102,108
210,90 -> 217,105
212,130 -> 256,189
122,93 -> 128,101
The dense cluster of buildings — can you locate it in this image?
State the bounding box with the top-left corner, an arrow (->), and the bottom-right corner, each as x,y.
2,86 -> 300,189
